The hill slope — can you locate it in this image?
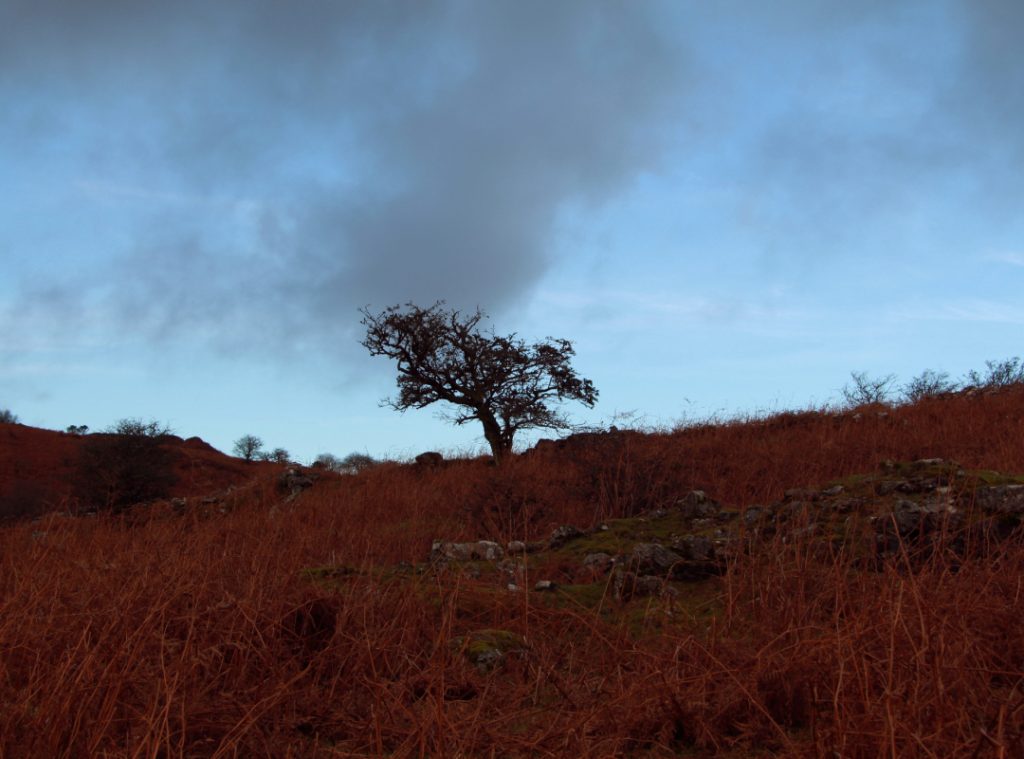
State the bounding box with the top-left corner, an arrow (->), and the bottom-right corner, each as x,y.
0,423 -> 272,519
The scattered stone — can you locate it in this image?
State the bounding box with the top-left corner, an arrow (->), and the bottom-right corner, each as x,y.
614,571 -> 672,601
831,498 -> 862,514
534,580 -> 557,592
742,506 -> 770,527
784,488 -> 818,502
629,543 -> 684,577
877,480 -> 905,495
821,485 -> 844,497
677,490 -> 720,519
672,535 -> 715,562
549,524 -> 585,548
582,552 -> 614,574
430,540 -> 504,563
280,467 -> 315,497
970,484 -> 1024,515
496,559 -> 526,580
506,540 -> 527,554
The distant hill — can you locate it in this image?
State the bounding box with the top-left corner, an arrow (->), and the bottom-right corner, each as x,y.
0,423 -> 273,520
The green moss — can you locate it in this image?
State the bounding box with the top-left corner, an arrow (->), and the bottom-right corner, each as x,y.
971,470 -> 1024,486
299,565 -> 358,582
551,510 -> 728,561
451,629 -> 528,669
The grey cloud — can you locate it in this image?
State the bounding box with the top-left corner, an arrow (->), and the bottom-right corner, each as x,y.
2,0 -> 688,360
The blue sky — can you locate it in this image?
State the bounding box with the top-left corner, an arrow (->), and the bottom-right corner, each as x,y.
2,0 -> 1022,461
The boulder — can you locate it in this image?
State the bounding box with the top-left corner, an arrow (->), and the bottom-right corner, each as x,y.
677,490 -> 719,519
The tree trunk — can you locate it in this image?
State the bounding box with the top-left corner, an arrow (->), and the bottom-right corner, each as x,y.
478,410 -> 511,463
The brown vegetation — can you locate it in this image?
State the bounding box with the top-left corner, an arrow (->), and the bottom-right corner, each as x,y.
1,387 -> 1023,756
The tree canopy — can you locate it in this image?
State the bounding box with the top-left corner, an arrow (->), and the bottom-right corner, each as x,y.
360,302 -> 597,461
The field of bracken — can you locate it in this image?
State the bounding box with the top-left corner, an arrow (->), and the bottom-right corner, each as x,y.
2,386 -> 1023,757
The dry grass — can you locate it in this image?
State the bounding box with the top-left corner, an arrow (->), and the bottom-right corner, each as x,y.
2,388 -> 1023,757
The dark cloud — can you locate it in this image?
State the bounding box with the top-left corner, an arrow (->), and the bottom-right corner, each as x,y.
1,0 -> 688,359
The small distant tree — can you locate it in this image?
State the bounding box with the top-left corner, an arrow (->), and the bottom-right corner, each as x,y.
313,453 -> 344,472
842,371 -> 897,407
0,409 -> 19,424
313,452 -> 379,474
111,418 -> 172,437
75,418 -> 176,512
361,302 -> 598,462
233,434 -> 264,461
965,357 -> 1024,389
66,424 -> 89,435
901,369 -> 958,403
266,447 -> 291,464
340,452 -> 378,473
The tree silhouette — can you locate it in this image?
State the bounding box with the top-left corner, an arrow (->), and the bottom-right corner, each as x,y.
361,302 -> 597,462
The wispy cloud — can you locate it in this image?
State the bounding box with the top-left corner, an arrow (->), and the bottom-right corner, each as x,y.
894,299 -> 1024,325
983,251 -> 1024,267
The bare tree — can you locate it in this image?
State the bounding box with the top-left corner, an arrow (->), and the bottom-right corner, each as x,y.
361,302 -> 598,462
233,434 -> 264,461
842,371 -> 897,407
965,357 -> 1024,389
901,369 -> 958,402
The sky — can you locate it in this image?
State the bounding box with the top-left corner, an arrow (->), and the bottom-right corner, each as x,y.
2,0 -> 1023,462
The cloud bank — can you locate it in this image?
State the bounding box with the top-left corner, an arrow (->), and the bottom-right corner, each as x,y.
2,0 -> 1022,366
1,0 -> 687,356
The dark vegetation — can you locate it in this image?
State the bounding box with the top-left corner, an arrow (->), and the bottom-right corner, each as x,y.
73,419 -> 178,514
1,366 -> 1023,755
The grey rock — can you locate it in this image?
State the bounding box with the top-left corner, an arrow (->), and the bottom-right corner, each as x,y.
630,543 -> 684,576
672,535 -> 715,562
877,480 -> 906,495
430,540 -> 505,563
280,467 -> 315,496
582,552 -> 613,574
677,490 -> 720,519
549,524 -> 585,548
972,484 -> 1024,515
534,580 -> 557,591
743,506 -> 770,526
614,571 -> 670,601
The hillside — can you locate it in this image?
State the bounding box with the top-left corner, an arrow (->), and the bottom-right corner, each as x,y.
0,423 -> 275,520
0,388 -> 1023,756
